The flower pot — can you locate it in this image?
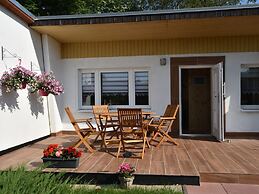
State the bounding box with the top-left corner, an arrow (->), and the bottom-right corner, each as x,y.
41,157 -> 79,168
118,176 -> 134,189
39,89 -> 49,96
20,82 -> 26,89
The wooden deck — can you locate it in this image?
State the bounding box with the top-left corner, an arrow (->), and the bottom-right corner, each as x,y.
1,135 -> 259,185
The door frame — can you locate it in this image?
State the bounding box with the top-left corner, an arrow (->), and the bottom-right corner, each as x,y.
179,65 -> 215,137
170,56 -> 226,138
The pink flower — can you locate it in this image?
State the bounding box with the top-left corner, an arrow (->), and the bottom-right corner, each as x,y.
55,150 -> 62,157
118,163 -> 135,177
36,71 -> 64,95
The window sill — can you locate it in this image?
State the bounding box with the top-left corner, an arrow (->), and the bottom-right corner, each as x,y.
77,109 -> 93,113
240,109 -> 259,113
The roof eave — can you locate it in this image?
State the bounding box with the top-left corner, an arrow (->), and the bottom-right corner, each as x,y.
31,4 -> 259,26
0,0 -> 35,24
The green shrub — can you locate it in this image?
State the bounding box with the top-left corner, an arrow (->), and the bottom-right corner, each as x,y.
0,166 -> 73,194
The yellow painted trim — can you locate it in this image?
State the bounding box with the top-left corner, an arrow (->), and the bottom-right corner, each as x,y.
61,36 -> 259,58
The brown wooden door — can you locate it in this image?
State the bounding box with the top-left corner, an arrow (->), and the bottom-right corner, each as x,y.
181,68 -> 211,134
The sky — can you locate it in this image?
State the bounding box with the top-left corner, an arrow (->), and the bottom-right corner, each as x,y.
240,0 -> 259,4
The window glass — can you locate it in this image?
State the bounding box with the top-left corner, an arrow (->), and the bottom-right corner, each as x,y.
135,71 -> 149,105
101,72 -> 129,105
241,65 -> 259,108
81,73 -> 95,106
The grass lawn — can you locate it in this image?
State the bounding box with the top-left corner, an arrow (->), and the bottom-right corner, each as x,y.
0,167 -> 182,194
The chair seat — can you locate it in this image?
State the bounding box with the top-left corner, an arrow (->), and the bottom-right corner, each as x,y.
74,118 -> 93,123
148,124 -> 160,127
124,139 -> 144,144
80,127 -> 96,131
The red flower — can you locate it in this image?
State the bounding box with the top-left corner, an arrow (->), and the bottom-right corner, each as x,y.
76,151 -> 82,158
49,144 -> 58,149
43,151 -> 49,157
48,147 -> 54,153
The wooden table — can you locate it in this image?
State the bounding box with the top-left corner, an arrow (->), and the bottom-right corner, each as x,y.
98,111 -> 155,150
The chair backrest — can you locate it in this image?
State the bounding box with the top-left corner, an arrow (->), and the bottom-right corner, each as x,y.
65,107 -> 95,132
92,105 -> 110,129
65,107 -> 76,124
118,108 -> 143,129
65,107 -> 83,133
163,104 -> 179,118
92,105 -> 109,116
160,105 -> 179,131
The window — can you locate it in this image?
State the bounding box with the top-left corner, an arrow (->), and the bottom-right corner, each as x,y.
135,71 -> 149,105
101,72 -> 129,105
79,69 -> 149,109
81,73 -> 95,106
241,65 -> 259,109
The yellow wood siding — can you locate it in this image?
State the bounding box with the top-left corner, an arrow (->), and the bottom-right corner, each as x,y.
61,36 -> 259,58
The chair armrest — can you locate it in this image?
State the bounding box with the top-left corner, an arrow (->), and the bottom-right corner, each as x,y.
74,118 -> 92,123
160,117 -> 176,120
150,115 -> 161,118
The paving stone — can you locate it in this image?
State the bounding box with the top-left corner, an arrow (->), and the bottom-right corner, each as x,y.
222,183 -> 259,194
184,183 -> 227,194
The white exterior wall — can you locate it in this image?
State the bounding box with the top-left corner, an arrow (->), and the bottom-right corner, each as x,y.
0,5 -> 50,151
61,56 -> 170,130
224,52 -> 259,132
58,52 -> 259,133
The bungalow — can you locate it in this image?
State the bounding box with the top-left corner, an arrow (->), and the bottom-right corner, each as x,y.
1,0 -> 259,152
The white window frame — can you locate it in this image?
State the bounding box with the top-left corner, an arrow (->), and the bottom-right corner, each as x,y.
78,68 -> 151,110
240,64 -> 259,110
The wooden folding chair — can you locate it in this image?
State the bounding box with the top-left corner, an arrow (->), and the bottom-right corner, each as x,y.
92,105 -> 119,147
65,107 -> 97,153
117,108 -> 150,159
148,105 -> 179,147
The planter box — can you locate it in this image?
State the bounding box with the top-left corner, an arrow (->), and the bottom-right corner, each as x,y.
42,157 -> 79,168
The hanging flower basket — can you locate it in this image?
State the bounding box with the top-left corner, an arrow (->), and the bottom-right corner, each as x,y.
39,89 -> 49,96
34,72 -> 64,96
0,66 -> 36,92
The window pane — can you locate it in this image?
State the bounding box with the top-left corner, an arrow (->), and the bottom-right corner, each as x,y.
82,73 -> 95,106
135,71 -> 149,105
101,72 -> 128,105
241,66 -> 259,105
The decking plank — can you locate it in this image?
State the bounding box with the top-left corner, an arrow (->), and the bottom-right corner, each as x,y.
103,157 -> 125,172
136,146 -> 152,174
76,152 -> 105,172
174,148 -> 198,176
203,141 -> 245,174
163,145 -> 181,175
184,140 -> 213,173
220,145 -> 259,174
87,153 -> 114,173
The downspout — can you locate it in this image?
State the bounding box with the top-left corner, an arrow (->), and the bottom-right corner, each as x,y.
40,34 -> 52,134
